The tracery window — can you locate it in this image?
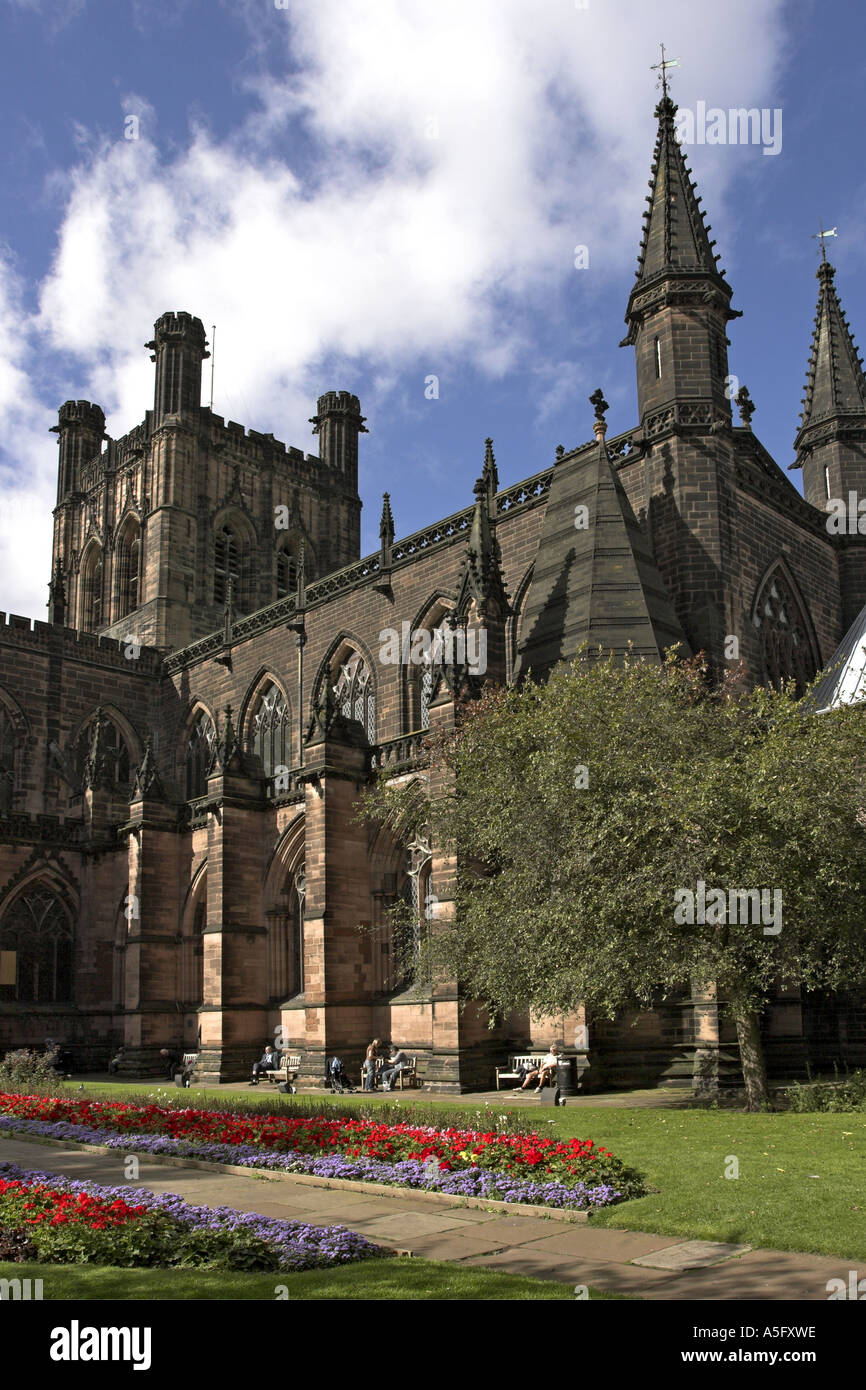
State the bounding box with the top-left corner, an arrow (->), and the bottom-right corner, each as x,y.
186,713 -> 215,800
752,569 -> 818,694
116,523 -> 141,619
74,714 -> 132,792
276,550 -> 297,600
333,652 -> 376,743
419,663 -> 434,731
393,837 -> 432,989
249,682 -> 290,778
0,886 -> 73,1003
214,526 -> 240,606
82,547 -> 103,631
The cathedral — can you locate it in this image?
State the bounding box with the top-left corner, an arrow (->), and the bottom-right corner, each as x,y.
2,91 -> 865,1090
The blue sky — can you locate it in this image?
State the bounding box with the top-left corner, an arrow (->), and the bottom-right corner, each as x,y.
1,0 -> 864,621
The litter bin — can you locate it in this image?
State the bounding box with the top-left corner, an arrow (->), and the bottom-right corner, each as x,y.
557,1057 -> 578,1097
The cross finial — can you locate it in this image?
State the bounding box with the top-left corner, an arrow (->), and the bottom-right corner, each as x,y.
650,42 -> 679,99
812,222 -> 838,265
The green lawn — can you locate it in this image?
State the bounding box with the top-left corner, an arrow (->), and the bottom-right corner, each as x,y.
0,1259 -> 625,1301
9,1082 -> 865,1261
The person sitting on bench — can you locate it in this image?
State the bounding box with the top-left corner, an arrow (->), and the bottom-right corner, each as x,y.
380,1044 -> 410,1092
159,1047 -> 181,1081
250,1043 -> 279,1085
514,1044 -> 561,1093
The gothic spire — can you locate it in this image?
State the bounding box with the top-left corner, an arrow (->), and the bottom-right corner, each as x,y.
131,736 -> 165,801
379,492 -> 395,547
623,90 -> 733,343
453,443 -> 509,622
794,258 -> 866,459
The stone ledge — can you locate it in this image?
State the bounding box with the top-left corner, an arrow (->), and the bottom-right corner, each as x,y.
1,1128 -> 590,1223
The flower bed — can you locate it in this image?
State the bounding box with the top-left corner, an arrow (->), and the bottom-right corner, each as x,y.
0,1093 -> 645,1209
0,1161 -> 381,1271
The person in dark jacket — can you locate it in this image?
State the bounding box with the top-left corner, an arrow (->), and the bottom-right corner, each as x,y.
250,1044 -> 279,1085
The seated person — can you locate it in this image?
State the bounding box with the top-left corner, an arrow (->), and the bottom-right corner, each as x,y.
380,1045 -> 411,1091
251,1043 -> 280,1085
514,1043 -> 561,1093
159,1047 -> 181,1081
108,1047 -> 124,1075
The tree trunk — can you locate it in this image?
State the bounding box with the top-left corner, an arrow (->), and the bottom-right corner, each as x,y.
730,997 -> 769,1111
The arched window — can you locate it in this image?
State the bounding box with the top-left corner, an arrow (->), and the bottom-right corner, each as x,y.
0,705 -> 15,814
752,568 -> 819,694
276,549 -> 297,600
74,714 -> 132,792
290,866 -> 305,997
186,712 -> 215,799
189,896 -> 206,1006
419,663 -> 434,731
116,522 -> 141,620
248,681 -> 290,779
333,652 -> 376,743
0,886 -> 74,1003
82,546 -> 103,631
268,866 -> 305,1000
214,525 -> 240,606
393,837 -> 432,989
407,611 -> 453,732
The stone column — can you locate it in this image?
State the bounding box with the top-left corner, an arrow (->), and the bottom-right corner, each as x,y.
120,793 -> 182,1076
197,753 -> 271,1082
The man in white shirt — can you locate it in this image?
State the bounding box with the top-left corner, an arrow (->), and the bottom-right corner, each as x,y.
514,1043 -> 561,1093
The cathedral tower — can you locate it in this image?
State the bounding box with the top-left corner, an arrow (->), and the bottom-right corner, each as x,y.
793,254 -> 866,512
622,91 -> 739,434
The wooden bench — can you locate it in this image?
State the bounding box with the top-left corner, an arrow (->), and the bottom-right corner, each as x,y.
495,1054 -> 555,1091
359,1055 -> 418,1091
265,1052 -> 301,1092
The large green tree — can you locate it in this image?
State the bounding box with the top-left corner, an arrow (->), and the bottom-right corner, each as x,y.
362,651 -> 866,1109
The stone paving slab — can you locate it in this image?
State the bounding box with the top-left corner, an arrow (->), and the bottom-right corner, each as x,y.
377,1231 -> 514,1261
640,1248 -> 866,1303
631,1239 -> 752,1270
462,1248 -> 679,1294
339,1210 -> 482,1241
520,1227 -> 681,1260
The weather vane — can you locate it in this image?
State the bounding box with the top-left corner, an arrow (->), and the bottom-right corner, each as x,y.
650,42 -> 680,99
812,222 -> 838,264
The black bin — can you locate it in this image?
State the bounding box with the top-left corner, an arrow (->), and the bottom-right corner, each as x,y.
557,1057 -> 578,1097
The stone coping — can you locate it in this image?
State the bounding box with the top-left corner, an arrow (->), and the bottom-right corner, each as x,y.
1,1127 -> 590,1223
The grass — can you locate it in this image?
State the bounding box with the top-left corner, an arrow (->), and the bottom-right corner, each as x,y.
5,1081 -> 864,1261
0,1259 -> 626,1301
582,1108 -> 866,1260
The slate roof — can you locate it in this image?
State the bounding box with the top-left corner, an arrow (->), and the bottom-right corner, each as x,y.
514,436 -> 691,681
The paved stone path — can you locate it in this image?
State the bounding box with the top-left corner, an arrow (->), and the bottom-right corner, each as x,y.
1,1134 -> 858,1300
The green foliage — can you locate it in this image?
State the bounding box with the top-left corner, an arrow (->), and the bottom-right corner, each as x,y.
0,1050 -> 62,1093
361,650 -> 866,1028
785,1069 -> 866,1112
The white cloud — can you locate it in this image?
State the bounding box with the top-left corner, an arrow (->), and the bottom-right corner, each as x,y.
0,0 -> 788,618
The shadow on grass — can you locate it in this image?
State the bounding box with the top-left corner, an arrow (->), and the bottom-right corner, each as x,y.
0,1259 -> 632,1301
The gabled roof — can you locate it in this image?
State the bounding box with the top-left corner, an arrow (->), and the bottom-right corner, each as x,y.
795,260 -> 866,451
514,437 -> 690,681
